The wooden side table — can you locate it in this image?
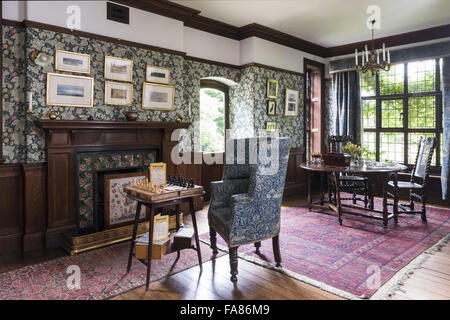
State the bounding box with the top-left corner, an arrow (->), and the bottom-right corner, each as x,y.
124,185 -> 204,290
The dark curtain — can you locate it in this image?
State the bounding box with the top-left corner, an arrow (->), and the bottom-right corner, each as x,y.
331,71 -> 361,144
442,57 -> 450,200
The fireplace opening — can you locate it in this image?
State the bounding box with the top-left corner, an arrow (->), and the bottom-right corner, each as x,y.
75,148 -> 159,236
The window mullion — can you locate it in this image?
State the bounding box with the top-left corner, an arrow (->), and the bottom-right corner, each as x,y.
403,63 -> 408,165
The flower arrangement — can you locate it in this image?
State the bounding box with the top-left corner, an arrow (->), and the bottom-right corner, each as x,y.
342,142 -> 361,158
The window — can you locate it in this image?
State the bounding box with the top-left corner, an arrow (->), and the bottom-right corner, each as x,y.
199,80 -> 229,153
360,58 -> 443,169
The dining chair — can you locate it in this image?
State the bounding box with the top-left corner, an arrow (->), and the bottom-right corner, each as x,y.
327,135 -> 369,207
208,137 -> 291,281
383,136 -> 436,223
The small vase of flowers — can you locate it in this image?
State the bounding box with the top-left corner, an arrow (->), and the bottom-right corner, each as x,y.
342,142 -> 361,166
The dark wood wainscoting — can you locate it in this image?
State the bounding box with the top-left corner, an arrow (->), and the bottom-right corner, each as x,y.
22,163 -> 47,252
0,164 -> 24,253
284,148 -> 307,198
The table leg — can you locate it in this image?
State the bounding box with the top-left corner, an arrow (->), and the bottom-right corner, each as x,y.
307,170 -> 312,211
320,172 -> 325,206
127,202 -> 141,273
335,173 -> 343,225
189,197 -> 203,270
175,204 -> 181,259
146,205 -> 155,290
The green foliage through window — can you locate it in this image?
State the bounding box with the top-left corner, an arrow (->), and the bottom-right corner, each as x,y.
200,88 -> 225,153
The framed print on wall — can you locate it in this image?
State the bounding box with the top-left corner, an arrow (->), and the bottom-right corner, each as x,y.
267,100 -> 276,115
284,88 -> 299,117
46,73 -> 94,108
104,56 -> 133,82
55,50 -> 90,74
104,171 -> 149,229
146,66 -> 170,84
104,81 -> 133,106
266,121 -> 277,132
267,78 -> 278,99
142,83 -> 175,111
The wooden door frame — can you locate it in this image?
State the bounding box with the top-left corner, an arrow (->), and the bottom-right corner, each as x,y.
0,0 -> 4,164
303,58 -> 326,159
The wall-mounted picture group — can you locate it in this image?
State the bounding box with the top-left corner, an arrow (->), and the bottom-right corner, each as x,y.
46,49 -> 175,111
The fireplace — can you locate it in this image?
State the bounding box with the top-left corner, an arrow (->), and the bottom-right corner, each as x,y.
37,120 -> 198,251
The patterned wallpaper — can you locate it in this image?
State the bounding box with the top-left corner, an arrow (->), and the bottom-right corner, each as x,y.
251,65 -> 304,149
2,25 -> 307,163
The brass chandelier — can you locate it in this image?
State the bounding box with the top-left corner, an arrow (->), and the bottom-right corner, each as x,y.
355,20 -> 391,74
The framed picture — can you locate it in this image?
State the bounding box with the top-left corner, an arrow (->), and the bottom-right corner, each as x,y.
284,88 -> 299,117
104,56 -> 133,82
46,72 -> 94,108
267,100 -> 276,115
142,83 -> 175,111
267,79 -> 278,99
104,81 -> 133,106
146,66 -> 170,84
104,172 -> 148,229
55,50 -> 90,74
266,122 -> 277,132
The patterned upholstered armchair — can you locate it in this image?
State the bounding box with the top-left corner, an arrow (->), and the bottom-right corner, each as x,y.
208,137 -> 291,281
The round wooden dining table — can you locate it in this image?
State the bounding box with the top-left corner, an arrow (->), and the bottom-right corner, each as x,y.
300,161 -> 407,227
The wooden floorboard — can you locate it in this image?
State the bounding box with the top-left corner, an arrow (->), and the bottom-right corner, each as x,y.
1,196 -> 449,300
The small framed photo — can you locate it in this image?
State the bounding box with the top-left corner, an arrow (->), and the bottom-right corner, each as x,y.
267,100 -> 276,115
104,56 -> 133,82
46,73 -> 94,108
146,66 -> 170,84
284,88 -> 299,117
142,83 -> 175,111
104,81 -> 133,106
55,50 -> 90,74
266,122 -> 277,132
267,78 -> 278,99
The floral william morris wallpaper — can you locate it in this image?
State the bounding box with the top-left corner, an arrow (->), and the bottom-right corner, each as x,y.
2,24 -> 311,164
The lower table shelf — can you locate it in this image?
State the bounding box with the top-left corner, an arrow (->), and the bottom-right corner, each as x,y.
134,226 -> 195,260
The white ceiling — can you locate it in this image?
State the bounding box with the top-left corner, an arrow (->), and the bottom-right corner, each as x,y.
173,0 -> 450,47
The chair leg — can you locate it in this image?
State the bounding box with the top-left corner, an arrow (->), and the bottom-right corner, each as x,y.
254,241 -> 261,254
272,235 -> 282,268
352,192 -> 357,204
383,189 -> 388,228
209,227 -> 218,254
229,246 -> 238,281
393,188 -> 399,224
409,190 -> 415,211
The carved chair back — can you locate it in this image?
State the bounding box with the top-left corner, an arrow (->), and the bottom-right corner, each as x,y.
411,137 -> 436,185
328,135 -> 353,153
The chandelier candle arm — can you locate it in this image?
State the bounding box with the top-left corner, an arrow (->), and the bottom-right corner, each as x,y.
354,20 -> 391,74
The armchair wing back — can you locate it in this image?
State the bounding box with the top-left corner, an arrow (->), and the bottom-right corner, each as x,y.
208,137 -> 291,247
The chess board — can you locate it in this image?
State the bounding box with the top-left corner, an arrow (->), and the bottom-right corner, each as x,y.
123,184 -> 203,203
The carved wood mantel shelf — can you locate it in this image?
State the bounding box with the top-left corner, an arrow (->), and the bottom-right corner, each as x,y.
37,119 -> 192,248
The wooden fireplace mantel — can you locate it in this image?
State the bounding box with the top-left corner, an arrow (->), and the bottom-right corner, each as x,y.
37,119 -> 197,248
37,120 -> 190,131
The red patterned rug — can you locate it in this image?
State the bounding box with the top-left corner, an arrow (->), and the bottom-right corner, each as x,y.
0,241 -> 223,300
201,198 -> 450,299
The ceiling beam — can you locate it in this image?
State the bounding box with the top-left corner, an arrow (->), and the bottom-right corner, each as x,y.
326,24 -> 450,57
